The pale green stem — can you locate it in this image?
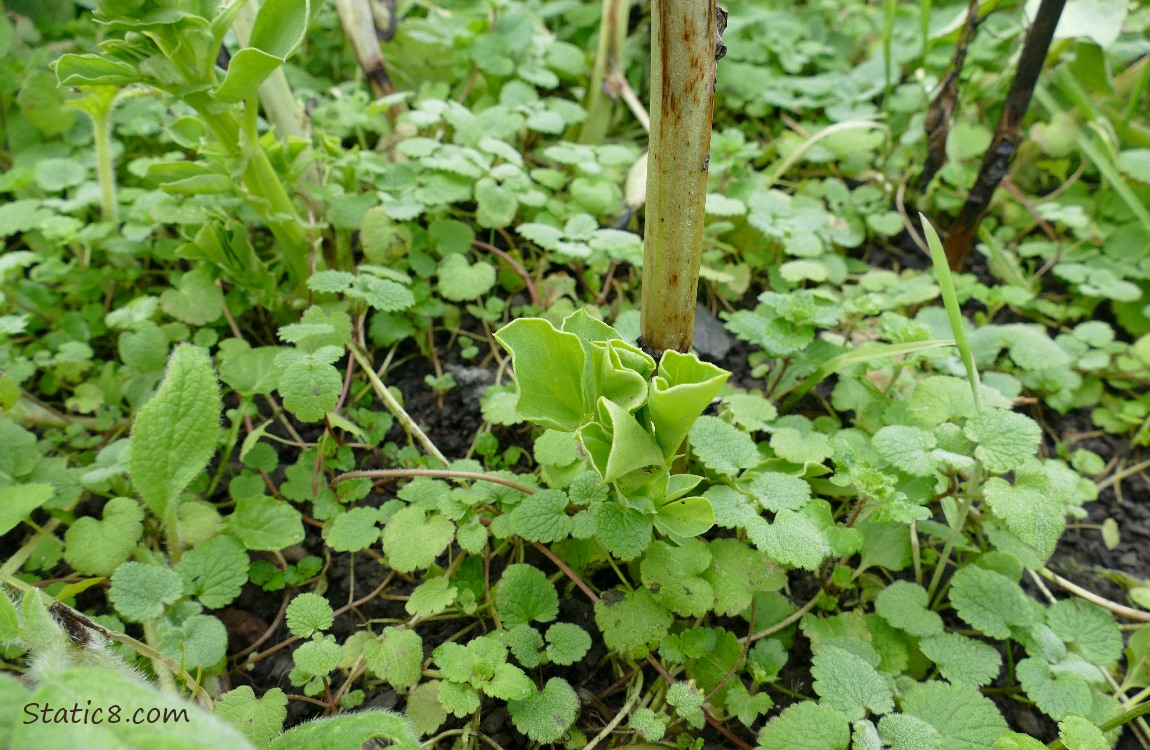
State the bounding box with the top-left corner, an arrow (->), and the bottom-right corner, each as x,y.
92,107 -> 118,223
163,497 -> 183,565
142,620 -> 179,695
927,465 -> 982,604
580,0 -> 630,144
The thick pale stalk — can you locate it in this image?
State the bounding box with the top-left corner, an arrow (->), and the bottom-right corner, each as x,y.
639,0 -> 718,356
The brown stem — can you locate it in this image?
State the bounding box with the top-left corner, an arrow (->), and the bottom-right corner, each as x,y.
473,239 -> 540,307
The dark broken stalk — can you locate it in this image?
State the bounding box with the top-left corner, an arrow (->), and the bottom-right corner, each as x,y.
942,0 -> 1067,270
638,0 -> 724,356
918,0 -> 980,193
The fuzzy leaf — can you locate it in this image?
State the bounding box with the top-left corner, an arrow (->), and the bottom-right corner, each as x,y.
160,266 -> 224,325
306,271 -> 354,293
277,355 -> 342,423
294,634 -> 342,676
176,534 -> 248,609
723,392 -> 779,431
964,409 -> 1042,474
919,633 -> 1002,686
877,714 -> 943,750
16,666 -> 256,749
227,495 -> 305,551
160,612 -> 223,669
948,566 -> 1034,639
268,710 -> 419,750
748,472 -> 812,512
592,501 -> 652,561
345,275 -> 415,312
130,345 -> 221,516
286,593 -> 334,638
769,417 -> 833,464
689,415 -> 760,476
983,473 -> 1064,562
1046,599 -> 1122,666
640,540 -> 713,617
406,577 -> 457,618
509,489 -> 572,543
873,425 -> 938,477
667,680 -> 705,729
1057,715 -> 1108,750
1016,657 -> 1092,721
630,707 -> 668,741
364,628 -> 423,689
438,254 -> 496,301
108,562 -> 184,622
705,539 -> 782,616
507,677 -> 579,743
496,564 -> 559,629
405,682 -> 447,736
811,644 -> 894,721
748,507 -> 831,570
875,581 -> 944,637
900,681 -> 1008,749
545,623 -> 591,666
756,701 -> 850,750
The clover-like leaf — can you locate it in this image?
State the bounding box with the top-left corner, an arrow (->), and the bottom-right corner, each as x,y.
874,581 -> 943,638
382,506 -> 455,573
64,496 -> 143,576
438,254 -> 496,301
215,686 -> 288,749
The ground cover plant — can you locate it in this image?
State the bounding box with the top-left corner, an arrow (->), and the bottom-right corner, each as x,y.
2,0 -> 1150,748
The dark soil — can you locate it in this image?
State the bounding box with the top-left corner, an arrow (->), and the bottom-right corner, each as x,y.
8,301 -> 1148,748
